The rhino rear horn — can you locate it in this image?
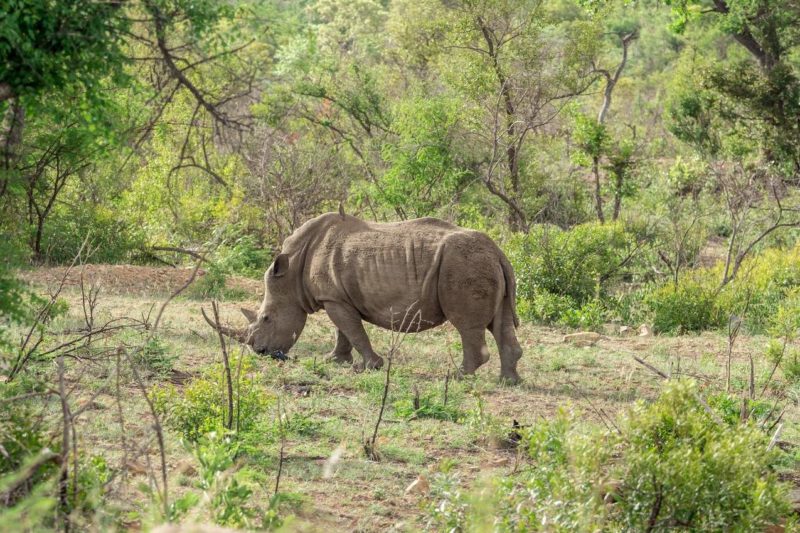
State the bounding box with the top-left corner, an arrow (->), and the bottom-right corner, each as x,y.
201,307 -> 249,344
240,307 -> 257,323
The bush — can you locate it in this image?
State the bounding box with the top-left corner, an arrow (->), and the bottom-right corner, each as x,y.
151,355 -> 272,443
557,299 -> 607,330
0,380 -> 55,477
715,245 -> 800,333
393,386 -> 463,421
187,263 -> 229,300
506,221 -> 640,326
426,380 -> 791,531
0,242 -> 39,349
765,289 -> 800,383
41,206 -> 144,264
644,278 -> 722,333
192,433 -> 256,528
187,234 -> 269,300
638,244 -> 800,334
132,337 -> 177,377
615,382 -> 789,531
215,234 -> 272,279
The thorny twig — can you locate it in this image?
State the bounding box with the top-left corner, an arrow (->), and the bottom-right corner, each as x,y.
365,305 -> 422,460
211,301 -> 234,430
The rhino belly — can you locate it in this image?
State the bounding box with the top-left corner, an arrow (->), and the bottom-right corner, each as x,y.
315,235 -> 447,331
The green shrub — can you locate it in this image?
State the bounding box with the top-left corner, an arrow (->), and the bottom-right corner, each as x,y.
644,278 -> 722,333
507,222 -> 640,326
426,380 -> 791,531
517,291 -> 576,324
186,240 -> 263,300
215,234 -> 272,279
706,392 -> 775,426
41,206 -> 144,264
69,455 -> 112,516
0,243 -> 33,344
615,382 -> 789,531
151,355 -> 272,443
632,243 -> 800,335
557,299 -> 607,330
716,245 -> 800,333
186,263 -> 229,300
192,433 -> 256,528
765,289 -> 800,383
132,337 -> 177,376
0,381 -> 55,477
393,387 -> 463,421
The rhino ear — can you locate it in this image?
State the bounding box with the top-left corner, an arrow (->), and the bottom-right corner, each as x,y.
271,253 -> 289,278
240,307 -> 257,323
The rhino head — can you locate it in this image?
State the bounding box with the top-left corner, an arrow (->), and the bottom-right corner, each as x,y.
203,253 -> 307,359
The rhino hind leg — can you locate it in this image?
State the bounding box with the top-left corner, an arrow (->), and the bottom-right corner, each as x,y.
489,303 -> 522,384
456,327 -> 491,377
324,302 -> 384,371
328,329 -> 354,364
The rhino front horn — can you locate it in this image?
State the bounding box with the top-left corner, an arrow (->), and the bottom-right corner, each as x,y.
201,307 -> 250,344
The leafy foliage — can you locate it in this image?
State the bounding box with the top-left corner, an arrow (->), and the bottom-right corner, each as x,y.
0,0 -> 129,99
151,355 -> 272,443
427,380 -> 791,531
644,277 -> 722,334
507,222 -> 639,325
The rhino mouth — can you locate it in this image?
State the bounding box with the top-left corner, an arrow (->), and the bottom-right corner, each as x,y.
255,347 -> 289,361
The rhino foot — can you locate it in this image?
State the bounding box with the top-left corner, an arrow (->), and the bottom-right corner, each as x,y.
499,371 -> 522,385
353,355 -> 384,372
327,351 -> 353,365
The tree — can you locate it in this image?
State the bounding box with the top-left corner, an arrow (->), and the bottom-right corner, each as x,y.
666,0 -> 800,175
579,28 -> 638,223
395,0 -> 602,231
664,0 -> 800,285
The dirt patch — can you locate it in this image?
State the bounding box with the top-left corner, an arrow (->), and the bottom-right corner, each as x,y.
18,264 -> 263,298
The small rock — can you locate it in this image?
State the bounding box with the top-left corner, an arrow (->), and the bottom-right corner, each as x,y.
404,475 -> 429,496
487,457 -> 510,467
638,324 -> 652,337
125,460 -> 148,476
78,399 -> 105,411
563,331 -> 602,347
176,460 -> 196,477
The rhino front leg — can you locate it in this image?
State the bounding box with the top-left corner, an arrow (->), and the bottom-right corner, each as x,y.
328,329 -> 354,364
323,302 -> 384,371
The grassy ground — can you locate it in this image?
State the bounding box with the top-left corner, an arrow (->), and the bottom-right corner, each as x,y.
13,267 -> 800,532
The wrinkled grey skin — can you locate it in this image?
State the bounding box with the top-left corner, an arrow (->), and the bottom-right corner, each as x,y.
211,212 -> 523,382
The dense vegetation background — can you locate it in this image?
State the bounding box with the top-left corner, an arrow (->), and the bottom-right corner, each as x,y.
2,0 -> 800,530
3,0 -> 800,334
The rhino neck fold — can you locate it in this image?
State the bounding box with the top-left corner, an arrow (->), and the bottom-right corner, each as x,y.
292,238 -> 321,315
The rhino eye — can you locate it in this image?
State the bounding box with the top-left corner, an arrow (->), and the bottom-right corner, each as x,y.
262,316 -> 269,323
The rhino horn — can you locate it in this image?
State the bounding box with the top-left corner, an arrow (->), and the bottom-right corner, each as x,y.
201,307 -> 250,344
240,307 -> 257,323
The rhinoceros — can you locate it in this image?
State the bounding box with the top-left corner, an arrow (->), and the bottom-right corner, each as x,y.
204,212 -> 523,382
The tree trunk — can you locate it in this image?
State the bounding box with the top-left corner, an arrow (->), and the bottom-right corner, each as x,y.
612,172 -> 623,221
593,156 -> 605,223
0,98 -> 24,197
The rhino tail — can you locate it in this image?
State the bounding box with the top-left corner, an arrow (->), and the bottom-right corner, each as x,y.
499,254 -> 520,328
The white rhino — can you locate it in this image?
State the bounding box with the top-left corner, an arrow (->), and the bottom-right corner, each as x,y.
205,212 -> 522,382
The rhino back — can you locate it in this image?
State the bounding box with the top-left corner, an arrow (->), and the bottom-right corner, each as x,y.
305,216 -> 460,329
